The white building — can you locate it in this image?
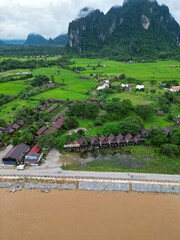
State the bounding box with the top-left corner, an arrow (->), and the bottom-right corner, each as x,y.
136,85 -> 145,90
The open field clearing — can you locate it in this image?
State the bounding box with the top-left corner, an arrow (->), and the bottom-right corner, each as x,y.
32,88 -> 89,100
0,99 -> 38,121
70,58 -> 180,82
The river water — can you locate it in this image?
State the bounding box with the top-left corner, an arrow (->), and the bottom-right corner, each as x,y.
0,189 -> 180,240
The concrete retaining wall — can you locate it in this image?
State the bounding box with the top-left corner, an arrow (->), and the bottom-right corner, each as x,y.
1,177 -> 180,194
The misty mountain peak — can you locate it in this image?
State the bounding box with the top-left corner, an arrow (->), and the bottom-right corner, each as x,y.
77,7 -> 95,19
123,0 -> 157,5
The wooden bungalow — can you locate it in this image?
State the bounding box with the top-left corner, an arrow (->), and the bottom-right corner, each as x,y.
49,98 -> 55,103
141,127 -> 148,137
157,110 -> 164,116
125,133 -> 135,145
2,143 -> 30,165
36,126 -> 46,136
64,140 -> 80,151
78,136 -> 88,149
99,135 -> 109,148
108,134 -> 118,147
45,104 -> 58,114
91,135 -> 100,149
116,134 -> 126,146
164,126 -> 172,136
99,102 -> 105,109
134,133 -> 144,144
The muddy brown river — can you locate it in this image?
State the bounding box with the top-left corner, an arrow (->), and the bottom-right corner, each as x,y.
0,189 -> 180,240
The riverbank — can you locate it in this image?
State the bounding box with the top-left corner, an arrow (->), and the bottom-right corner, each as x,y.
1,189 -> 180,240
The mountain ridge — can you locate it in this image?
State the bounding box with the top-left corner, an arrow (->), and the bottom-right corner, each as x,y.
67,0 -> 180,57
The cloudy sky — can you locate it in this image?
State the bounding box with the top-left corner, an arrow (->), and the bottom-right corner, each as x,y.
0,0 -> 179,39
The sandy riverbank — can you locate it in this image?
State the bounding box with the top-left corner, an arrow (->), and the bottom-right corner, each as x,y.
0,189 -> 180,240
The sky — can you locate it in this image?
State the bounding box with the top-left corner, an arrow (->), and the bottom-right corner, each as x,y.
0,0 -> 179,40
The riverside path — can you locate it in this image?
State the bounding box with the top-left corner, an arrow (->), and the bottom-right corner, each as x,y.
0,168 -> 180,183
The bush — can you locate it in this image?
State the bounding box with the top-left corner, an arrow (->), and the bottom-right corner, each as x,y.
161,144 -> 179,156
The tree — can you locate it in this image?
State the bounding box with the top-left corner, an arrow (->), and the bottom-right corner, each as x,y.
119,74 -> 126,80
31,75 -> 50,87
150,129 -> 167,146
38,131 -> 57,149
171,130 -> 180,145
84,103 -> 100,119
0,119 -> 6,127
134,104 -> 154,119
118,120 -> 141,135
64,117 -> 79,130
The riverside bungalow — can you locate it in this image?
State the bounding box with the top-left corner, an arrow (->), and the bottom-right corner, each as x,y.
99,135 -> 109,148
125,133 -> 135,145
164,126 -> 172,136
134,133 -> 144,144
64,140 -> 80,151
24,144 -> 41,165
78,136 -> 88,149
141,127 -> 148,137
91,135 -> 100,149
148,127 -> 153,136
108,134 -> 118,147
117,133 -> 126,146
3,143 -> 30,165
157,126 -> 163,131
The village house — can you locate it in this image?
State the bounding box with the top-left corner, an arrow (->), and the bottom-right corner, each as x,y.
97,84 -> 109,91
136,85 -> 145,91
169,86 -> 180,92
2,143 -> 30,165
120,84 -> 133,92
24,144 -> 42,165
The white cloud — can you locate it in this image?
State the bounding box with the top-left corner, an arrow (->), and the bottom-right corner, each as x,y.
0,0 -> 179,39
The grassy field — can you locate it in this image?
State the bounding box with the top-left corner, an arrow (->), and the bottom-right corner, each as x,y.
0,81 -> 28,95
62,145 -> 180,174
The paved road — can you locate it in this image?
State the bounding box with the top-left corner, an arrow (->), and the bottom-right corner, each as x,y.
0,167 -> 180,182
